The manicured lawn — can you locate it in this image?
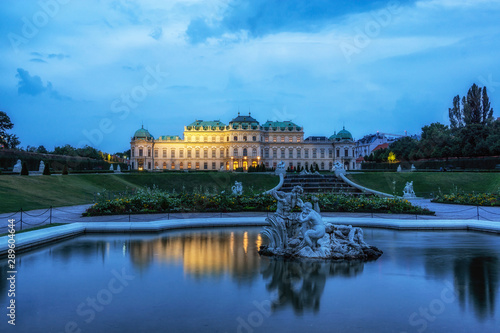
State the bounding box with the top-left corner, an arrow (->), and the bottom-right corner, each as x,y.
0,173 -> 279,213
347,172 -> 500,198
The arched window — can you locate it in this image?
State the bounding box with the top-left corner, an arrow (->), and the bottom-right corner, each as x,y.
234,136 -> 238,141
252,148 -> 257,157
171,162 -> 175,170
243,136 -> 247,141
162,162 -> 167,169
321,162 -> 325,170
179,162 -> 184,170
243,148 -> 248,156
233,148 -> 238,156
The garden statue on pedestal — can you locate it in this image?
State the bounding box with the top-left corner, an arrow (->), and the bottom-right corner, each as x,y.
403,181 -> 416,198
332,161 -> 346,177
275,160 -> 286,176
259,185 -> 383,261
397,165 -> 402,172
231,181 -> 243,196
109,164 -> 114,171
411,164 -> 416,172
117,165 -> 121,172
13,160 -> 22,173
39,161 -> 45,173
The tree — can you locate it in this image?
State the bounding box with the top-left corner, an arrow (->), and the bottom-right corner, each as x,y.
0,111 -> 20,149
387,152 -> 396,163
449,84 -> 494,130
36,145 -> 48,154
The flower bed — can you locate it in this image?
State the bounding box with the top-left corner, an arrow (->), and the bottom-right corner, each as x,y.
84,188 -> 434,216
432,192 -> 500,206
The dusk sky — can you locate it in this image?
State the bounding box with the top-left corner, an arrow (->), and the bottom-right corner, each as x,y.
1,0 -> 499,153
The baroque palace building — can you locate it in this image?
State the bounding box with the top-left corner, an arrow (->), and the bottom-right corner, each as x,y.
130,113 -> 357,172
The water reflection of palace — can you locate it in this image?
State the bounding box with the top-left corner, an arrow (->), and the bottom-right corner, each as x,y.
129,230 -> 262,281
261,259 -> 365,314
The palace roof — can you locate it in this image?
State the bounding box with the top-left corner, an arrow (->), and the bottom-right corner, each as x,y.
262,120 -> 301,131
186,120 -> 226,130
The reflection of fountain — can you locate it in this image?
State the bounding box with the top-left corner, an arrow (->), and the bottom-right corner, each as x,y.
259,186 -> 383,260
260,259 -> 364,314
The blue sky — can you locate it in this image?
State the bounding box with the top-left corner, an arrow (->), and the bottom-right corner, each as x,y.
1,0 -> 499,153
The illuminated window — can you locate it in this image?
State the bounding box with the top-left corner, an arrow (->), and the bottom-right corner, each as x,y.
171,162 -> 175,170
196,149 -> 200,158
171,149 -> 175,158
212,150 -> 216,158
162,149 -> 167,158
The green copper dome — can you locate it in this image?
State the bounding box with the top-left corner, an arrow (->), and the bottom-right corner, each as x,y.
330,127 -> 353,141
133,126 -> 153,139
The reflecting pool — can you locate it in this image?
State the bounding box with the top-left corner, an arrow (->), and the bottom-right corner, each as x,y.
1,227 -> 499,332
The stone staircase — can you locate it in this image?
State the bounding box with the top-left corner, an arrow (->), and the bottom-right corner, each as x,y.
280,174 -> 367,195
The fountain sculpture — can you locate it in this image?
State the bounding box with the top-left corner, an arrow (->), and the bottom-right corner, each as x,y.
259,186 -> 383,261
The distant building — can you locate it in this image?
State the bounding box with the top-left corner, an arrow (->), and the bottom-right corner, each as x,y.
130,114 -> 357,172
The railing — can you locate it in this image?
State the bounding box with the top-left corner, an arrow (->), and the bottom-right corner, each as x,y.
1,204 -> 499,235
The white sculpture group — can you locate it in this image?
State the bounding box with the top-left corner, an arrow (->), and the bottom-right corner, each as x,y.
13,159 -> 22,173
231,181 -> 243,196
259,185 -> 383,260
403,181 -> 416,198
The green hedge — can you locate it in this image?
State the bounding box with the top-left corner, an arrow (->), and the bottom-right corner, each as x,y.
362,157 -> 500,171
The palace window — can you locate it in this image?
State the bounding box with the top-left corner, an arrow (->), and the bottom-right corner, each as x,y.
312,149 -> 317,158
243,148 -> 248,156
243,136 -> 247,142
265,149 -> 270,158
336,150 -> 340,158
265,137 -> 269,142
281,136 -> 285,142
329,162 -> 333,170
297,149 -> 301,158
163,162 -> 167,169
289,137 -> 292,142
196,162 -> 200,170
345,149 -> 348,157
212,162 -> 216,170
204,162 -> 208,170
289,148 -> 293,158
204,136 -> 207,142
234,136 -> 238,141
304,149 -> 309,158
148,148 -> 151,157
252,136 -> 257,141
171,162 -> 175,170
163,149 -> 167,158
273,149 -> 277,158
188,162 -> 192,169
212,150 -> 216,158
321,162 -> 325,170
154,150 -> 158,158
280,149 -> 285,158
204,149 -> 208,158
131,149 -> 135,157
297,136 -> 301,142
233,148 -> 238,157
252,149 -> 257,157
171,149 -> 175,158
220,148 -> 224,158
179,149 -> 184,158
139,148 -> 143,157
220,162 -> 224,169
195,149 -> 200,158
148,162 -> 151,169
180,162 -> 184,170
187,149 -> 192,158
320,149 -> 325,158
329,149 -> 333,158
273,136 -> 277,142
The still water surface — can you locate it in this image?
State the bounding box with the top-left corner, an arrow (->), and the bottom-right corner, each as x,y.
1,227 -> 499,332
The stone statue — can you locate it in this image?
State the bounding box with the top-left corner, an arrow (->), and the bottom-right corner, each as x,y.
259,185 -> 383,260
332,161 -> 346,177
275,160 -> 286,175
109,164 -> 114,171
410,164 -> 416,172
117,165 -> 121,172
397,165 -> 402,172
39,161 -> 45,173
13,160 -> 22,173
231,181 -> 243,196
299,169 -> 310,175
403,181 -> 416,198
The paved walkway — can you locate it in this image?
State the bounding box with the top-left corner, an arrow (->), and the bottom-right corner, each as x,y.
1,198 -> 499,233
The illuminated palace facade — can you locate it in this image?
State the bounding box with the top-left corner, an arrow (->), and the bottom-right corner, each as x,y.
130,113 -> 357,172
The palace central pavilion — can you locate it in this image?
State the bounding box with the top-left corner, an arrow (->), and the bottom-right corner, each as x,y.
130,113 -> 357,172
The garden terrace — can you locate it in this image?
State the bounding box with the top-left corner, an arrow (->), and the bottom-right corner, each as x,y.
281,174 -> 366,195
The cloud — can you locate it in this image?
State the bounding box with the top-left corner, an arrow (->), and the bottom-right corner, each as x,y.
185,0 -> 418,44
149,26 -> 163,40
30,58 -> 48,63
15,68 -> 70,100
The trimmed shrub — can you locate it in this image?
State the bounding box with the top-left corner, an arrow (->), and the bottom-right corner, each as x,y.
21,162 -> 29,176
62,165 -> 69,175
43,162 -> 51,175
